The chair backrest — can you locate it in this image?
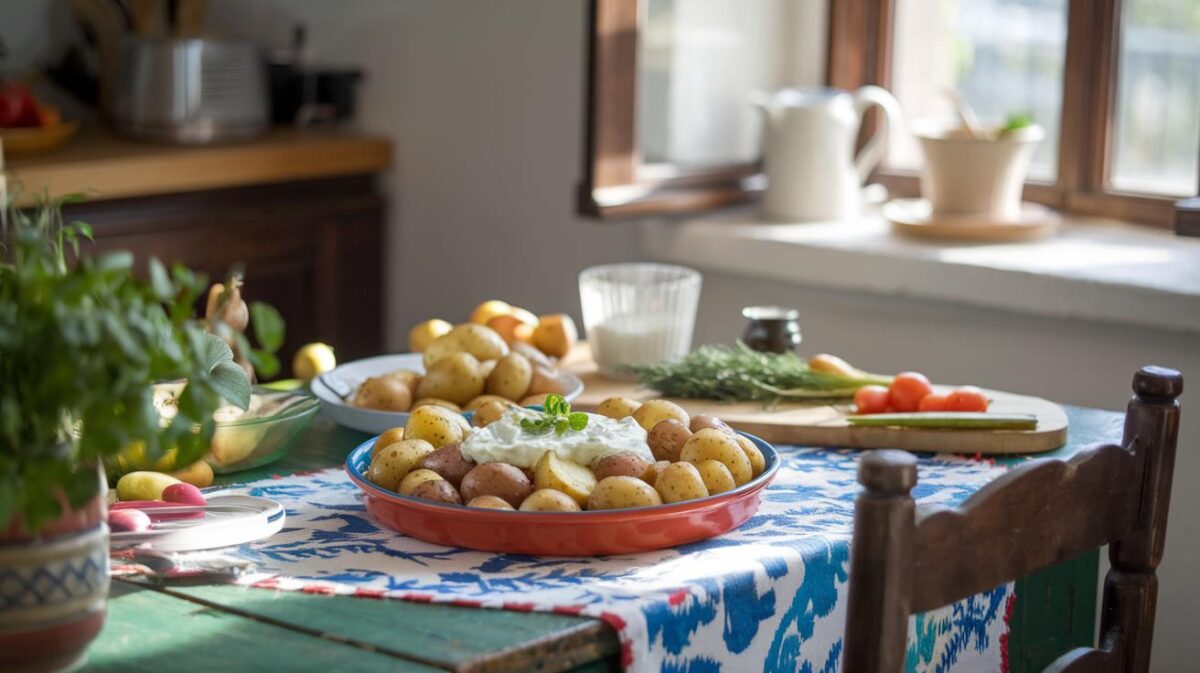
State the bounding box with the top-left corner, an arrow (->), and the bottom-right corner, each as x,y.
842,366 -> 1183,673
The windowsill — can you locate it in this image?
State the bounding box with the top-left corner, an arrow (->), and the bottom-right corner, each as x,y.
640,207 -> 1200,335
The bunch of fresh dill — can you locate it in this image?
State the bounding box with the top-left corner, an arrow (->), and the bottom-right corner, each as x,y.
622,342 -> 891,405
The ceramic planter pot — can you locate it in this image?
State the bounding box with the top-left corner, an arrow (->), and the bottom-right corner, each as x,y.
914,118 -> 1044,221
0,469 -> 110,673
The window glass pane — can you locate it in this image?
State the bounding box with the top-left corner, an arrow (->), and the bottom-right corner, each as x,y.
638,0 -> 820,169
1110,0 -> 1200,196
890,0 -> 1068,181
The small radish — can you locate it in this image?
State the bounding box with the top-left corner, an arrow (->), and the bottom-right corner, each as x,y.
161,482 -> 207,506
109,508 -> 151,533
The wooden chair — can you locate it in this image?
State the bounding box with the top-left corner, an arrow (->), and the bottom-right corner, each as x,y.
843,366 -> 1183,673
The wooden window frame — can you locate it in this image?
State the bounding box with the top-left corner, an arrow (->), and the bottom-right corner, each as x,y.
829,0 -> 1196,229
581,0 -> 1197,225
579,0 -> 762,218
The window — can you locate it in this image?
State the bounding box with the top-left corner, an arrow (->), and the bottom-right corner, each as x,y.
584,0 -> 1198,225
1109,0 -> 1200,195
829,0 -> 1199,228
889,0 -> 1069,181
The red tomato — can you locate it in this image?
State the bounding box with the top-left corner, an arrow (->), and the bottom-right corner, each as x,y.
853,385 -> 891,414
888,372 -> 934,412
917,393 -> 950,412
945,387 -> 989,412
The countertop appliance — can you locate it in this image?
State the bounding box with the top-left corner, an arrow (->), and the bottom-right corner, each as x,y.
111,37 -> 268,144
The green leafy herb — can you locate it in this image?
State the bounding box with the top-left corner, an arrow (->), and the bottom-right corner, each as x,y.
623,342 -> 893,406
1001,112 -> 1035,133
0,191 -> 284,533
519,394 -> 590,436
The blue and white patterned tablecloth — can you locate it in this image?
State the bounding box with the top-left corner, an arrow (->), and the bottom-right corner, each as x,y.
211,447 -> 1013,673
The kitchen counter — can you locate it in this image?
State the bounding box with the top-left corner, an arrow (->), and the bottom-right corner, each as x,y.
3,125 -> 391,204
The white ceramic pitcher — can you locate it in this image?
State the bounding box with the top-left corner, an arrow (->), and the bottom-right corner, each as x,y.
753,86 -> 901,222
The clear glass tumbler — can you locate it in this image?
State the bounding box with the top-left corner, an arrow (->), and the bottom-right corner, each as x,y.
578,263 -> 702,379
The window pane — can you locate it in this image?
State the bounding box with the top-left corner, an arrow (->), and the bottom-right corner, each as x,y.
1110,0 -> 1200,196
638,0 -> 820,169
890,0 -> 1068,181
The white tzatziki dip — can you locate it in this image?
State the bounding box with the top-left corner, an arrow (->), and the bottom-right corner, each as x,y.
461,409 -> 653,468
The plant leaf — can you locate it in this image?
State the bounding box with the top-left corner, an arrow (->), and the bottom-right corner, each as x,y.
249,302 -> 285,353
567,412 -> 589,431
201,333 -> 237,374
554,418 -> 570,435
148,258 -> 173,301
210,361 -> 252,409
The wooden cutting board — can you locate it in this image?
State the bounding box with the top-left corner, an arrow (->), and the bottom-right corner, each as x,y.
565,359 -> 1068,455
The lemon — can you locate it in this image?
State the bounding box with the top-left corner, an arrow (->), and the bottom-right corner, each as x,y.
293,342 -> 337,381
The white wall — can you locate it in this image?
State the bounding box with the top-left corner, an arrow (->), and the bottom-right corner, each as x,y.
684,266 -> 1199,672
206,0 -> 643,348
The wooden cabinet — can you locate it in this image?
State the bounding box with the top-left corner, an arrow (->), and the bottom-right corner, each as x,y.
65,175 -> 385,376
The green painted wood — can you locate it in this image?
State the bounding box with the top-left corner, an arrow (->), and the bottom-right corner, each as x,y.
87,581 -> 442,673
1007,549 -> 1100,673
157,583 -> 618,672
996,406 -> 1114,673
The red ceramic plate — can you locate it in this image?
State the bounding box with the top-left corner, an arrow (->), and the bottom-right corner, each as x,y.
345,433 -> 780,556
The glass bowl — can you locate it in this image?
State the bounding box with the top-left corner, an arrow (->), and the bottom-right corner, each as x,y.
205,390 -> 321,473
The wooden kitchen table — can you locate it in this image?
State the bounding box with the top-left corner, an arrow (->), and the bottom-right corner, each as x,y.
86,406 -> 1124,673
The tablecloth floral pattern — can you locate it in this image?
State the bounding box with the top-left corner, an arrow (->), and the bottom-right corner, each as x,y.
212,447 -> 1012,673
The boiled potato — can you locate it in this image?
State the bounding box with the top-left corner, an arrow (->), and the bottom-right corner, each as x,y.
460,463 -> 533,508
418,444 -> 476,486
530,314 -> 578,358
655,462 -> 709,503
591,452 -> 653,482
116,471 -> 181,501
410,479 -> 463,505
526,366 -> 568,397
646,460 -> 671,486
416,352 -> 485,406
469,300 -> 513,326
735,435 -> 766,477
690,414 -> 732,434
680,429 -> 753,486
486,353 -> 533,400
472,399 -> 514,428
632,400 -> 690,433
486,314 -> 535,345
533,451 -> 597,506
519,489 -> 582,512
519,393 -> 551,407
424,324 -> 509,367
512,341 -> 554,368
367,439 -> 434,490
647,419 -> 692,462
405,406 -> 466,447
587,476 -> 663,510
399,468 -> 444,496
169,460 -> 214,489
596,397 -> 641,420
408,319 -> 453,353
467,495 -> 515,510
478,359 -> 499,379
387,369 -> 422,398
694,460 -> 736,494
372,427 -> 406,459
353,375 -> 413,412
412,398 -> 462,413
464,394 -> 516,413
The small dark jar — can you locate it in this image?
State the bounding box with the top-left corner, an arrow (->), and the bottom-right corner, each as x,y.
741,306 -> 802,354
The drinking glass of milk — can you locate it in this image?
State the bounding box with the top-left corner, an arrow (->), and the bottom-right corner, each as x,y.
578,263 -> 702,380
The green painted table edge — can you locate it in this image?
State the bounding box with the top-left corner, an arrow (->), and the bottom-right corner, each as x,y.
93,406 -> 1120,673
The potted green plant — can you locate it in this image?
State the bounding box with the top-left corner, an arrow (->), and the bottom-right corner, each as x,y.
0,194 -> 262,672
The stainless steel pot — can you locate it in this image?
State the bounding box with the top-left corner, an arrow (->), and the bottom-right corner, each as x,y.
111,38 -> 269,144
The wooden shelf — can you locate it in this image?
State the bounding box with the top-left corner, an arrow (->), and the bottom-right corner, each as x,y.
3,125 -> 391,204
